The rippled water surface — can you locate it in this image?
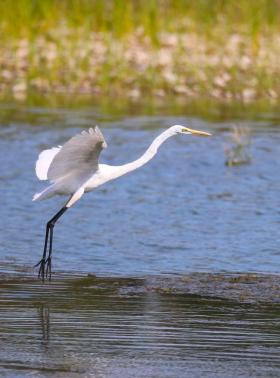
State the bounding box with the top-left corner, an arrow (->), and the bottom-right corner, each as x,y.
0,102 -> 279,275
0,100 -> 280,376
1,273 -> 280,377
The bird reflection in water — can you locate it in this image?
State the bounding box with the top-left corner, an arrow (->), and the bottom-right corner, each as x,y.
37,303 -> 50,345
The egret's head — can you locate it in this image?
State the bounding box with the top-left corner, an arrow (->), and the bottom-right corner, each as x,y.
171,124 -> 211,137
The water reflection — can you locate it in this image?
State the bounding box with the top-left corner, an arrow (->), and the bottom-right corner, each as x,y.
0,275 -> 280,377
0,101 -> 280,377
37,304 -> 50,344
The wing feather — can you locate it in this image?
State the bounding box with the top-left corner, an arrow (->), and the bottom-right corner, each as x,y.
35,146 -> 61,180
47,126 -> 107,182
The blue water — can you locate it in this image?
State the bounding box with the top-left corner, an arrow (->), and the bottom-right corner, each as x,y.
0,103 -> 279,275
1,102 -> 280,378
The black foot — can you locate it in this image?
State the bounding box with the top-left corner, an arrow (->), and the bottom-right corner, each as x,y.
45,256 -> 52,281
34,258 -> 52,282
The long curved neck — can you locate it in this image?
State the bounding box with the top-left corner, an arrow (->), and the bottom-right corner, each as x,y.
114,128 -> 174,178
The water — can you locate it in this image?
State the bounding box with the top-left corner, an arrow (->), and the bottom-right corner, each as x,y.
0,100 -> 280,377
1,274 -> 280,377
0,102 -> 279,275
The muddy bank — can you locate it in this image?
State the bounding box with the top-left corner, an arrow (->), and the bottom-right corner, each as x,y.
142,273 -> 280,304
75,272 -> 280,304
1,264 -> 279,304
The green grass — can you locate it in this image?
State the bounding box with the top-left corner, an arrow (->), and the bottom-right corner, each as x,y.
1,0 -> 280,101
1,0 -> 280,41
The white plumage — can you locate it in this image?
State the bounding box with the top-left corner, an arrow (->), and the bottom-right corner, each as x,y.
33,126 -> 107,202
47,126 -> 107,182
35,146 -> 61,180
33,124 -> 211,281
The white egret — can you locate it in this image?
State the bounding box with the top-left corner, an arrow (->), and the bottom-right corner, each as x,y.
33,125 -> 211,280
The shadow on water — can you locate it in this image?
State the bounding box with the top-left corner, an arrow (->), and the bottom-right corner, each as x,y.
0,271 -> 280,377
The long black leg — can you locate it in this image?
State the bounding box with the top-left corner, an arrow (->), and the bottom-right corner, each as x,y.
35,206 -> 68,281
45,226 -> 54,280
35,223 -> 50,280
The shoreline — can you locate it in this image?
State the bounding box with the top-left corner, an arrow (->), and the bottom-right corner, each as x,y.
0,91 -> 279,125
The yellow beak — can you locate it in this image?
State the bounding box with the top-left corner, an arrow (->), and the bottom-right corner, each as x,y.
182,127 -> 211,136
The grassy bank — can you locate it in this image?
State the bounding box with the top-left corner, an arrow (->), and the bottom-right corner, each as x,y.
1,0 -> 280,102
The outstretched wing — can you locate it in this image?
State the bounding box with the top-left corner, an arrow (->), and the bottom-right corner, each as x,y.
47,126 -> 107,182
35,146 -> 61,180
